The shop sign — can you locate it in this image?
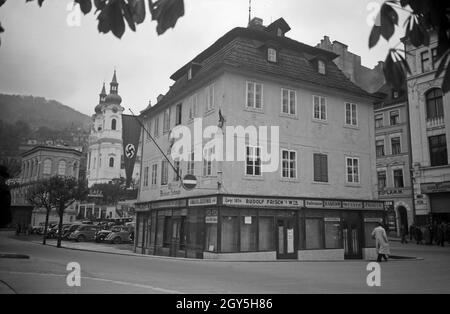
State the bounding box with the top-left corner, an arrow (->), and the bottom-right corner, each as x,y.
188,197 -> 217,207
324,217 -> 341,222
205,216 -> 218,224
364,202 -> 384,210
342,201 -> 363,209
223,197 -> 304,208
421,181 -> 450,194
152,199 -> 187,209
323,200 -> 342,208
244,216 -> 252,224
304,200 -> 323,208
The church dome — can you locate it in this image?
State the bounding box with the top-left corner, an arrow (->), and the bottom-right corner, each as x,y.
105,93 -> 122,105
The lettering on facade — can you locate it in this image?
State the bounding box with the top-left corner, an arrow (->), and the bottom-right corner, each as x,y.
421,181 -> 450,194
324,217 -> 341,222
323,200 -> 342,208
364,202 -> 384,210
223,197 -> 304,208
342,201 -> 363,209
304,200 -> 324,208
205,216 -> 218,224
188,197 -> 218,207
152,199 -> 187,209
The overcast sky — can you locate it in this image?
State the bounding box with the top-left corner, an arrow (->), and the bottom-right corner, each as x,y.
0,0 -> 404,117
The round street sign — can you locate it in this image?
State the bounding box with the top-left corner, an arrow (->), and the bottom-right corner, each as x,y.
182,174 -> 197,190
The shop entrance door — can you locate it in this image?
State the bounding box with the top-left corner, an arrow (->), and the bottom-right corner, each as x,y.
342,212 -> 362,259
276,218 -> 297,259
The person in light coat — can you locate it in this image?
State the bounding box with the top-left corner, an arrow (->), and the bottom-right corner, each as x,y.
372,222 -> 390,262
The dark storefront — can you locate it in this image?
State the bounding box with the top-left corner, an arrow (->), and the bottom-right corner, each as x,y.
135,195 -> 385,261
421,182 -> 450,223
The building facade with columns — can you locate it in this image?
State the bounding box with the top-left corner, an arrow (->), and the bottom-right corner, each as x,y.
135,18 -> 386,261
405,32 -> 450,224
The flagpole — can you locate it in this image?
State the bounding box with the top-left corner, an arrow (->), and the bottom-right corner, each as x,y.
128,109 -> 182,181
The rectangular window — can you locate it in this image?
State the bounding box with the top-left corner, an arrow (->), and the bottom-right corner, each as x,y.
376,139 -> 385,157
175,103 -> 182,126
325,220 -> 341,249
318,60 -> 326,75
429,134 -> 448,167
313,153 -> 328,182
187,151 -> 195,175
346,157 -> 360,183
375,114 -> 384,128
153,115 -> 160,137
163,108 -> 170,133
391,137 -> 401,155
421,50 -> 431,72
305,218 -> 323,249
202,147 -> 214,177
281,89 -> 296,115
267,48 -> 277,63
240,216 -> 257,252
206,84 -> 215,112
377,171 -> 386,190
345,103 -> 358,126
313,95 -> 326,120
281,150 -> 297,178
189,94 -> 198,120
162,216 -> 171,248
258,217 -> 274,251
393,169 -> 404,188
390,110 -> 400,125
161,160 -> 168,186
151,164 -> 158,187
246,82 -> 263,109
221,216 -> 239,253
246,146 -> 261,176
143,166 -> 149,187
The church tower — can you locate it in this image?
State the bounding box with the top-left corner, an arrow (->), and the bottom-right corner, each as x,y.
87,71 -> 126,187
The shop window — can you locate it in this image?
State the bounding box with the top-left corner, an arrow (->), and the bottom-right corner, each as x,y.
240,216 -> 257,252
221,216 -> 239,252
259,217 -> 274,251
324,220 -> 342,249
205,223 -> 217,252
156,216 -> 165,247
179,217 -> 186,250
305,218 -> 323,249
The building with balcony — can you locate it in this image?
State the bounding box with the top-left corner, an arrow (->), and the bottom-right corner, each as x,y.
405,32 -> 450,224
135,18 -> 385,261
373,84 -> 414,235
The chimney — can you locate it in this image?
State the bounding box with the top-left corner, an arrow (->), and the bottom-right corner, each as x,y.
248,17 -> 264,29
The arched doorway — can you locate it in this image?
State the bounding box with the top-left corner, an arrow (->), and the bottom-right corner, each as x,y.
398,206 -> 408,235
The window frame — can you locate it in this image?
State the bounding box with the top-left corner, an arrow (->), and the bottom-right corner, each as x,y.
393,168 -> 404,188
389,110 -> 400,126
317,59 -> 326,75
313,153 -> 328,183
246,81 -> 263,110
312,95 -> 327,121
345,157 -> 360,184
281,88 -> 297,115
267,47 -> 277,63
345,102 -> 358,126
245,145 -> 262,176
281,149 -> 297,179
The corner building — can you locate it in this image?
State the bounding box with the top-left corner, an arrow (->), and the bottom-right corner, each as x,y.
136,18 -> 385,260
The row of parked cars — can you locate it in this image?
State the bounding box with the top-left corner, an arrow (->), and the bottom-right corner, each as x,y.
31,221 -> 135,244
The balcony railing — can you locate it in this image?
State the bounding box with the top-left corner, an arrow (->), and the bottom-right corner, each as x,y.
426,116 -> 445,129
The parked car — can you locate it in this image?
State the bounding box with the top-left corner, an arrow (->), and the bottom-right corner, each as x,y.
94,226 -> 118,243
105,226 -> 132,244
68,225 -> 101,242
62,223 -> 82,239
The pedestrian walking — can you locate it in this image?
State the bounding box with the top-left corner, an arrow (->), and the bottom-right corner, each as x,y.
437,222 -> 446,247
372,222 -> 390,262
400,224 -> 408,244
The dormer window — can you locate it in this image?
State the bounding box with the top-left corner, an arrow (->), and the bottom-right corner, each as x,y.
318,60 -> 326,75
187,67 -> 192,80
268,48 -> 277,63
277,28 -> 283,37
392,90 -> 399,99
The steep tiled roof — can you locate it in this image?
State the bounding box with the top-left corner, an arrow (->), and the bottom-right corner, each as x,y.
144,24 -> 377,115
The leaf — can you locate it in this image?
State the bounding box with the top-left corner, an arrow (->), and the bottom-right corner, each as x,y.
132,0 -> 146,24
75,0 -> 92,15
94,0 -> 106,12
0,0 -> 6,8
109,0 -> 125,38
380,2 -> 398,41
122,0 -> 136,32
369,25 -> 381,49
406,15 -> 429,47
149,0 -> 184,35
383,50 -> 407,90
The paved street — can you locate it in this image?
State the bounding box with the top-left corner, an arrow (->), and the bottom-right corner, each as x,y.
1,233 -> 450,294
